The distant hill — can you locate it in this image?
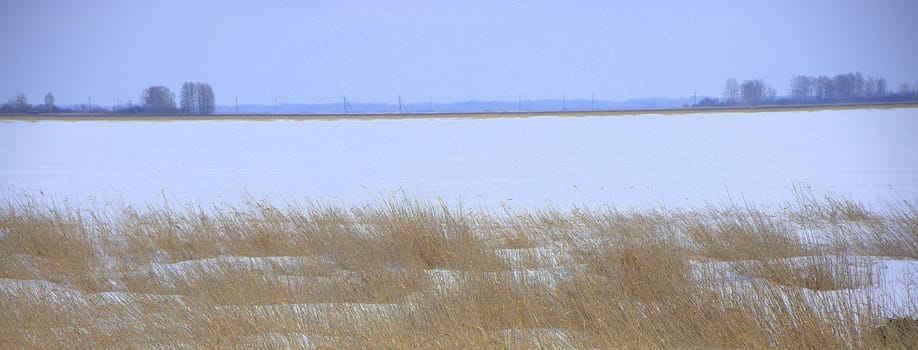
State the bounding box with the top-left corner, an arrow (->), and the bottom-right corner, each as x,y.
214,97 -> 695,114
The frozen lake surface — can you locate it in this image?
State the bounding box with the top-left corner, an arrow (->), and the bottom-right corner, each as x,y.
1,108 -> 916,209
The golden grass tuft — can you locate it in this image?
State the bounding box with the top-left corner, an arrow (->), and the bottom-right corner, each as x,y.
866,317 -> 918,350
1,195 -> 916,348
731,255 -> 873,291
684,207 -> 809,261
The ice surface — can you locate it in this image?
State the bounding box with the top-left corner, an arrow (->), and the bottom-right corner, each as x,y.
1,108 -> 916,209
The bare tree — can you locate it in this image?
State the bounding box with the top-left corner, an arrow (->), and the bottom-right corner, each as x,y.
179,82 -> 215,114
898,83 -> 912,97
764,85 -> 777,103
864,77 -> 877,98
740,79 -> 766,105
790,75 -> 814,102
1,93 -> 32,113
830,72 -> 866,100
853,72 -> 865,98
814,76 -> 833,101
200,83 -> 215,114
44,93 -> 54,114
180,82 -> 198,114
723,78 -> 739,105
832,74 -> 852,100
142,86 -> 176,114
725,72 -> 901,104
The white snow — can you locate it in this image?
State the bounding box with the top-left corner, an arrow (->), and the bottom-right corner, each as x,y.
1,108 -> 916,210
872,258 -> 918,317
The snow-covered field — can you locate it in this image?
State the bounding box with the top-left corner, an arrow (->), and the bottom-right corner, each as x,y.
2,108 -> 917,348
2,107 -> 916,209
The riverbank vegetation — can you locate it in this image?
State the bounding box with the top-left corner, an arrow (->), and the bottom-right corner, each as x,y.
2,193 -> 915,348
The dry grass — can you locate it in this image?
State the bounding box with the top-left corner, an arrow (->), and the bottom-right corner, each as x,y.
1,195 -> 916,349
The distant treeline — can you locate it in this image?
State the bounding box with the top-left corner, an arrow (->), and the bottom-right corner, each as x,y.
0,82 -> 215,115
694,72 -> 918,107
4,73 -> 918,115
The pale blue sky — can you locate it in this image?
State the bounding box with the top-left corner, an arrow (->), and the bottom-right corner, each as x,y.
1,0 -> 916,105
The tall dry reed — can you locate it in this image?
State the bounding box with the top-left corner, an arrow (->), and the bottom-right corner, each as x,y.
1,195 -> 915,349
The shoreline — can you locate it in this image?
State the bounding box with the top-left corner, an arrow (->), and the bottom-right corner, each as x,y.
2,101 -> 917,122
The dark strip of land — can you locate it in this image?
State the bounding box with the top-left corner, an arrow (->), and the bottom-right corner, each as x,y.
1,102 -> 916,122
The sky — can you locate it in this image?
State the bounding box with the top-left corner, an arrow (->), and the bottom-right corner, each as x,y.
1,0 -> 917,106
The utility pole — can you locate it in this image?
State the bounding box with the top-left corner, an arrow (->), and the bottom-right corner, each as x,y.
398,96 -> 404,114
343,95 -> 352,114
562,93 -> 566,111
